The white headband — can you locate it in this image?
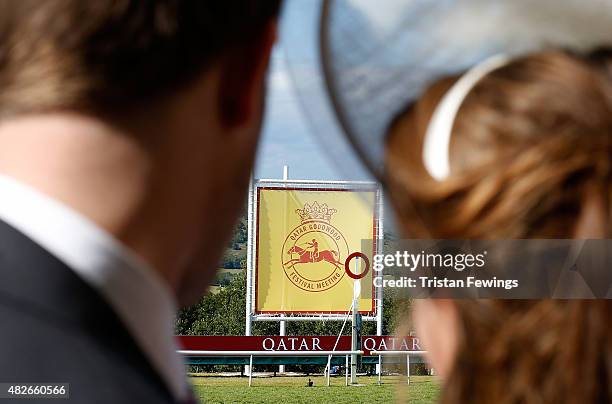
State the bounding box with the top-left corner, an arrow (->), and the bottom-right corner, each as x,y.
422,54 -> 511,181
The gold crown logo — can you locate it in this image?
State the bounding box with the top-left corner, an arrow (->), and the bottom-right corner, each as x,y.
295,202 -> 337,223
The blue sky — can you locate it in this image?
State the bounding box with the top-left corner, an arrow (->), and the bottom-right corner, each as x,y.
254,48 -> 339,180
254,1 -> 372,182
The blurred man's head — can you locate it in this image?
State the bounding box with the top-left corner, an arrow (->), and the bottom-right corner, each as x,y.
0,0 -> 281,118
0,0 -> 282,305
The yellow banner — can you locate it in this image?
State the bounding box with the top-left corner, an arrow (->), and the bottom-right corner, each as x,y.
255,188 -> 376,313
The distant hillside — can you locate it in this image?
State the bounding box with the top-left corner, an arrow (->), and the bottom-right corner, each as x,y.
213,213 -> 248,287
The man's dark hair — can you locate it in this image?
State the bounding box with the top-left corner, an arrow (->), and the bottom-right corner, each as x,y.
0,0 -> 282,117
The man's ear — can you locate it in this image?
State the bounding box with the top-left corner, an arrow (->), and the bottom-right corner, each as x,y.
412,299 -> 459,379
217,21 -> 278,128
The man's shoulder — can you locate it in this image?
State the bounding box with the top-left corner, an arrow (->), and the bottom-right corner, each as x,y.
0,219 -> 178,403
0,298 -> 175,404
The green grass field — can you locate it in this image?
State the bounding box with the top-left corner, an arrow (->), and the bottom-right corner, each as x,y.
191,375 -> 440,403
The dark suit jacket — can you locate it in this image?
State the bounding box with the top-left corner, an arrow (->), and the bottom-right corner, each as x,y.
0,219 -> 180,403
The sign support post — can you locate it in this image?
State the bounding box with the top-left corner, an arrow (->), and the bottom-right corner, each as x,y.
350,258 -> 360,384
278,165 -> 289,374
244,173 -> 255,376
375,189 -> 384,374
350,295 -> 358,384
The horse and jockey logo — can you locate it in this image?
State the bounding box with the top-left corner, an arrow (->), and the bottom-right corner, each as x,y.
281,202 -> 348,292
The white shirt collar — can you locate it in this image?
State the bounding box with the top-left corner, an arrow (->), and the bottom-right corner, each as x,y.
0,174 -> 189,400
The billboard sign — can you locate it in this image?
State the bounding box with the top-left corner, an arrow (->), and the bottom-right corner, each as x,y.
255,187 -> 377,313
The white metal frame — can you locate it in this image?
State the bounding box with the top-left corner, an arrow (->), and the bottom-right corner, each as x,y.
181,350 -> 364,387
181,349 -> 429,387
371,350 -> 428,385
245,177 -> 383,321
244,172 -> 384,375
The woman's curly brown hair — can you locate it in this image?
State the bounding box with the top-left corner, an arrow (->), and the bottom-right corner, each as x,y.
386,50 -> 612,403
